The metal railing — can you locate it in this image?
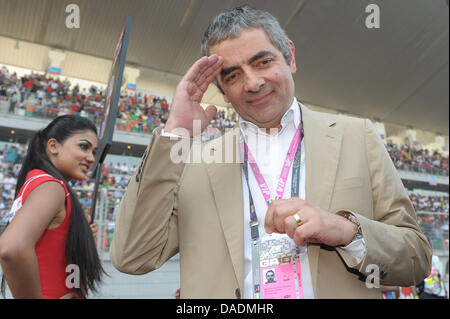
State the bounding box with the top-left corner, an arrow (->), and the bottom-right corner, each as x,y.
394,162 -> 449,177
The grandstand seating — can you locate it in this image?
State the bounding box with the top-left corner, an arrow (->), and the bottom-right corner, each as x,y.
0,65 -> 448,254
0,66 -> 236,139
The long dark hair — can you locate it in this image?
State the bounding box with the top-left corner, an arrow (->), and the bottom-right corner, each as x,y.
1,115 -> 105,298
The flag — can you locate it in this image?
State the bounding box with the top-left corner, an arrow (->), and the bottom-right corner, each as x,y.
48,67 -> 62,75
126,83 -> 137,91
428,176 -> 437,186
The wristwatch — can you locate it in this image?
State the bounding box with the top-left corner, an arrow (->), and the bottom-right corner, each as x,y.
341,212 -> 363,241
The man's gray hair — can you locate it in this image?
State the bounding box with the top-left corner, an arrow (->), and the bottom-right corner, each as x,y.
201,6 -> 291,93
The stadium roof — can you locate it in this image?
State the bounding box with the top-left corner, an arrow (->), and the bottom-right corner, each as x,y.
0,0 -> 448,134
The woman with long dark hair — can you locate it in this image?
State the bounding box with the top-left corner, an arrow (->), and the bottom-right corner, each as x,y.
0,115 -> 105,298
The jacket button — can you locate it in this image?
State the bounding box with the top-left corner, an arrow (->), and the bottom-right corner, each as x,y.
235,288 -> 241,299
380,270 -> 387,279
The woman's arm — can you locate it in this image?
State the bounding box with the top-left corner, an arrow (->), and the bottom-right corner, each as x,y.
0,181 -> 65,298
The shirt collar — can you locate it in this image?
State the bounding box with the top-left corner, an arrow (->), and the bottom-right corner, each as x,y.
238,97 -> 301,136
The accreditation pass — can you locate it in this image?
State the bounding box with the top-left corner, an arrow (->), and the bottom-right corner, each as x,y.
258,233 -> 304,299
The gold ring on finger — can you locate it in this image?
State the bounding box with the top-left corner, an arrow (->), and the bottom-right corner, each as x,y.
292,212 -> 303,227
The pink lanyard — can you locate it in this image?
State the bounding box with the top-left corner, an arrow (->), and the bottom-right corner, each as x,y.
244,123 -> 302,205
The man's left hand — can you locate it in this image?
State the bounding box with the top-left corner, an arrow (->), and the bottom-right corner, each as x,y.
264,198 -> 357,247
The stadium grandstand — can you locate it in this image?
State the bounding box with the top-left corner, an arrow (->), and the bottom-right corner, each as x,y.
0,0 -> 448,299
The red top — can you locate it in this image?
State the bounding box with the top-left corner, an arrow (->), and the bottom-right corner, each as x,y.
24,80 -> 32,89
14,169 -> 74,299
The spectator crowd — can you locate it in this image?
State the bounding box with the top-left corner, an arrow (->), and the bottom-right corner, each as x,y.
1,65 -> 449,251
1,142 -> 448,243
410,194 -> 449,214
387,140 -> 449,176
0,65 -> 237,137
2,65 -> 447,168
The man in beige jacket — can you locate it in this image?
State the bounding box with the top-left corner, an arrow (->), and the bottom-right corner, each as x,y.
110,6 -> 432,298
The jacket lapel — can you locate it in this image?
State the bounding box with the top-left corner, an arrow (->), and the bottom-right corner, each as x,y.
204,128 -> 245,293
302,105 -> 343,296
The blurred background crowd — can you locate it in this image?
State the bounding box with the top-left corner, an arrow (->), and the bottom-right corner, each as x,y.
0,66 -> 237,140
0,65 -> 448,299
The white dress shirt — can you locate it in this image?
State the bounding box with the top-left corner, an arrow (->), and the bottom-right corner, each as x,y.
239,98 -> 366,299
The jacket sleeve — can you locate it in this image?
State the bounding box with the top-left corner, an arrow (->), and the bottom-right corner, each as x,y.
110,127 -> 189,274
336,119 -> 432,286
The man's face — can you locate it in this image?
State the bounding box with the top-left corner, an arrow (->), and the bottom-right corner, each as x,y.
266,270 -> 275,282
210,28 -> 297,129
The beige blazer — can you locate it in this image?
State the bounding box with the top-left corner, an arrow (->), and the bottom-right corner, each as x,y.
110,105 -> 432,299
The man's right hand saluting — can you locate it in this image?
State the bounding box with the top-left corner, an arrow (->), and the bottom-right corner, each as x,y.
164,54 -> 224,137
